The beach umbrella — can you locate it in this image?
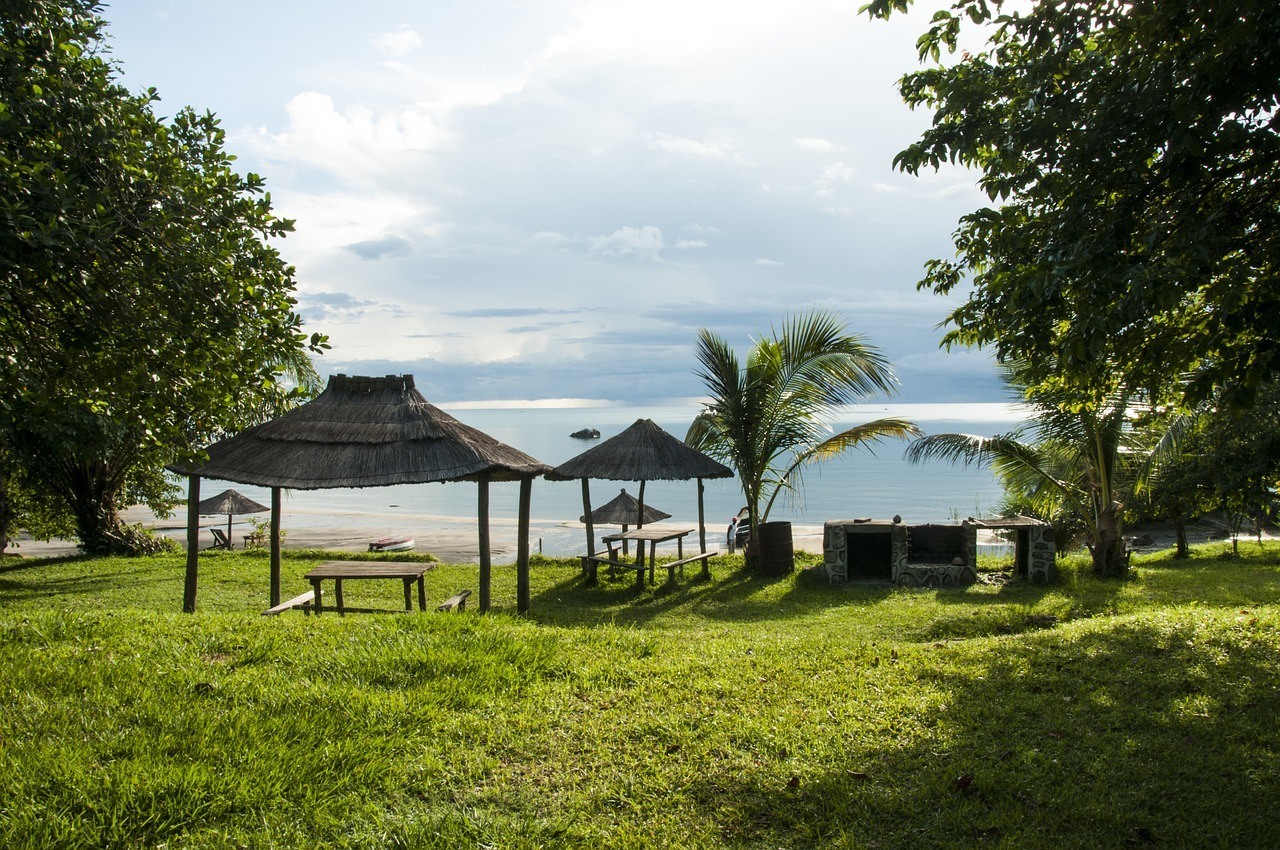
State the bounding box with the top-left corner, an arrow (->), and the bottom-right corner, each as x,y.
580,488 -> 671,526
582,488 -> 672,557
197,488 -> 269,546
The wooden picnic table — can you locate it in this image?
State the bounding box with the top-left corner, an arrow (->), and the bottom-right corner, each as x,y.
303,561 -> 432,616
598,526 -> 709,588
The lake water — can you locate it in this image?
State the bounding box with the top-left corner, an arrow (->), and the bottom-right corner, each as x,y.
186,401 -> 1028,556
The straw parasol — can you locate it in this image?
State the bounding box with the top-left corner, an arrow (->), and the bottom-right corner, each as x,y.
549,419 -> 732,570
174,374 -> 551,613
582,488 -> 671,525
197,488 -> 269,547
583,487 -> 671,557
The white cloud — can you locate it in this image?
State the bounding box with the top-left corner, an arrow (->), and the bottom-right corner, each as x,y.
647,133 -> 736,161
250,92 -> 449,182
815,161 -> 856,195
675,239 -> 708,249
753,258 -> 783,267
795,137 -> 834,151
590,226 -> 666,262
372,26 -> 423,57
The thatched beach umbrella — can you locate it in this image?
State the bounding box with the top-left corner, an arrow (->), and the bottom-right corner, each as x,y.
197,488 -> 269,548
582,488 -> 671,525
582,488 -> 671,557
549,419 -> 733,574
174,374 -> 551,613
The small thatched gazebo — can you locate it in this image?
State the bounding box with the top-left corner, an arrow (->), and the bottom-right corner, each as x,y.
175,374 -> 551,614
549,418 -> 733,575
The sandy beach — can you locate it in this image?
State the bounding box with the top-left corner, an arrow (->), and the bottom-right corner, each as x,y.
8,505 -> 829,563
9,505 -> 1242,564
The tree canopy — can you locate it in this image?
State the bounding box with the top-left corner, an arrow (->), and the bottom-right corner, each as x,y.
1,1 -> 325,551
866,0 -> 1280,408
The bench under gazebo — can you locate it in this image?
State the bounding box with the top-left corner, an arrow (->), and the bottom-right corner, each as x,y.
174,374 -> 551,614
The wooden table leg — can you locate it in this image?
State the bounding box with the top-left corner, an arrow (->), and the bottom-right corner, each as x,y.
401,578 -> 412,611
416,577 -> 426,611
335,578 -> 345,615
677,536 -> 685,578
311,579 -> 323,616
648,543 -> 656,584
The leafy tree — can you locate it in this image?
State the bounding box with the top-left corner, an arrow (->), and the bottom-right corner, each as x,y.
905,364 -> 1190,577
685,311 -> 918,567
1,1 -> 326,553
866,0 -> 1280,408
1145,383 -> 1280,555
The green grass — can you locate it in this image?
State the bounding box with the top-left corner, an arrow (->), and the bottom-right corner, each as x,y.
1,543 -> 1278,848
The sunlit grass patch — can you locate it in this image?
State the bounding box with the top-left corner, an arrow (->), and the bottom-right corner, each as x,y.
2,544 -> 1278,847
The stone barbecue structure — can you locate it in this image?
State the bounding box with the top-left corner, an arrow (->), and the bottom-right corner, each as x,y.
823,515 -> 1054,586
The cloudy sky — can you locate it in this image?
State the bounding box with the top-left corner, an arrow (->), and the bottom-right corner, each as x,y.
102,0 -> 1000,405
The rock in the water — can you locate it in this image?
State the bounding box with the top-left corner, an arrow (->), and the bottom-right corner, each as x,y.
570,428 -> 601,439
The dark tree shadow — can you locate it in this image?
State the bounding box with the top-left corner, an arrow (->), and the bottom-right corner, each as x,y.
679,619 -> 1280,847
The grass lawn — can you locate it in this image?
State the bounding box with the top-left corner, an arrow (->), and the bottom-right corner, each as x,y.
1,542 -> 1278,848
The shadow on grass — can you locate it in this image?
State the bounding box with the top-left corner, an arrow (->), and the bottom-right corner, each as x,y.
683,616 -> 1280,848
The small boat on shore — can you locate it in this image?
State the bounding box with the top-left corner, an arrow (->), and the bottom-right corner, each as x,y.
369,535 -> 415,552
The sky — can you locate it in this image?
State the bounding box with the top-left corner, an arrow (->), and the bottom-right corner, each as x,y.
101,0 -> 1002,406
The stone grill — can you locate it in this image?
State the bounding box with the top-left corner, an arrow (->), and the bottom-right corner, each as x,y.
823,516 -> 1054,585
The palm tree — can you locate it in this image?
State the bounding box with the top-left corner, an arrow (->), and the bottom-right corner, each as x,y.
685,311 -> 919,567
904,376 -> 1188,577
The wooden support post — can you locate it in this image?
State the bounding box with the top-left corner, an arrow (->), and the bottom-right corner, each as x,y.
183,475 -> 201,613
517,476 -> 532,614
581,478 -> 595,557
697,477 -> 710,578
478,476 -> 491,613
635,479 -> 647,568
270,487 -> 282,608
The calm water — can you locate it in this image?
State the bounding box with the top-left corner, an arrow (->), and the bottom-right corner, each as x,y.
187,402 -> 1028,551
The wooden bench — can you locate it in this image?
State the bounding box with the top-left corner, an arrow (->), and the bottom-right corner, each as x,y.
262,589 -> 315,616
436,590 -> 472,612
580,552 -> 647,586
663,550 -> 719,580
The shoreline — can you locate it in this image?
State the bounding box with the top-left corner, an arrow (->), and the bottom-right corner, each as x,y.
7,505 -> 830,564
9,507 -> 1244,565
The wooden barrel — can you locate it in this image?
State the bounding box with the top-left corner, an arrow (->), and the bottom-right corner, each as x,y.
757,521 -> 794,576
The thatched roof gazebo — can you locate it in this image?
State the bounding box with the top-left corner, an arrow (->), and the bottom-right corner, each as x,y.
549,418 -> 733,574
175,374 -> 552,614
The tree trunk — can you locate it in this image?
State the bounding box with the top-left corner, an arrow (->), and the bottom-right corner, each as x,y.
66,461 -> 127,555
0,465 -> 11,555
1173,517 -> 1189,559
1091,499 -> 1129,577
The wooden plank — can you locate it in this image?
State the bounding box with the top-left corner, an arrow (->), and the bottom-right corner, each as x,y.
437,590 -> 472,612
262,590 -> 316,616
304,561 -> 432,580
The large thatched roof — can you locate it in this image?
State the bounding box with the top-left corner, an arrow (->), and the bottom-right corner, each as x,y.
549,418 -> 733,482
178,374 -> 551,489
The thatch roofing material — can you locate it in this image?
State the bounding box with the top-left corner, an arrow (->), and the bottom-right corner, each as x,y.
582,488 -> 671,525
197,489 -> 268,516
181,374 -> 551,489
549,418 -> 733,482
